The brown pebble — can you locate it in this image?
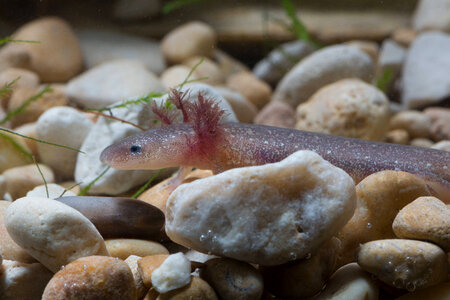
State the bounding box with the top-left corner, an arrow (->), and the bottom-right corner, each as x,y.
138,254 -> 170,288
157,276 -> 218,300
254,101 -> 296,129
42,256 -> 136,300
56,196 -> 164,240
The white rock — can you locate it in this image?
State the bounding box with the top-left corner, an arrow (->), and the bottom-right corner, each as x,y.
401,31 -> 450,108
66,59 -> 166,109
36,106 -> 93,180
166,150 -> 356,266
26,183 -> 76,199
413,0 -> 450,32
113,0 -> 160,21
378,39 -> 406,73
77,30 -> 166,74
151,252 -> 191,293
5,197 -> 109,272
253,40 -> 315,86
0,259 -> 53,300
273,45 -> 374,108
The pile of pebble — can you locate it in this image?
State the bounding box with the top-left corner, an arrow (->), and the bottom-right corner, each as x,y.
0,0 -> 449,299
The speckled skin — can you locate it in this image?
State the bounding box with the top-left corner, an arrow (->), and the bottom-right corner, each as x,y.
101,123 -> 450,202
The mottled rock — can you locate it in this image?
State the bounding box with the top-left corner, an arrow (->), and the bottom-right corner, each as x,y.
166,150 -> 356,266
413,0 -> 450,32
0,17 -> 82,82
8,87 -> 68,127
357,239 -> 448,291
253,101 -> 296,128
157,277 -> 218,300
226,71 -> 272,109
393,196 -> 450,251
36,106 -> 93,180
2,163 -> 54,200
161,22 -> 217,65
106,239 -> 169,260
57,196 -> 165,240
262,237 -> 341,299
312,263 -> 378,300
66,59 -> 165,109
401,32 -> 450,108
337,171 -> 432,266
200,258 -> 263,300
0,201 -> 36,263
390,110 -> 432,139
0,259 -> 53,300
77,29 -> 166,74
253,40 -> 315,86
5,197 -> 109,272
295,79 -> 390,141
42,256 -> 136,300
215,86 -> 258,123
273,45 -> 374,108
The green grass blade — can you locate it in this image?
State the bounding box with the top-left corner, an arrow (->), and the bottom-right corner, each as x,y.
178,57 -> 205,89
84,92 -> 165,113
162,0 -> 205,14
0,85 -> 52,125
0,127 -> 85,154
33,156 -> 49,198
132,169 -> 164,198
376,67 -> 394,93
0,132 -> 33,159
0,36 -> 40,45
78,166 -> 111,196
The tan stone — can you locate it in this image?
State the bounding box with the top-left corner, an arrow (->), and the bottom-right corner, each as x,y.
385,129 -> 410,145
161,22 -> 216,65
431,140 -> 450,151
42,256 -> 136,300
0,201 -> 36,263
183,56 -> 224,86
357,239 -> 448,291
215,86 -> 258,123
2,163 -> 54,200
410,138 -> 433,148
125,255 -> 149,300
393,196 -> 450,251
391,28 -> 417,47
160,65 -> 199,89
254,101 -> 296,129
157,276 -> 218,300
226,71 -> 272,109
0,133 -> 33,173
5,197 -> 109,272
14,122 -> 39,157
295,79 -> 390,141
390,110 -> 432,139
138,254 -> 170,288
337,170 -> 432,266
106,239 -> 169,260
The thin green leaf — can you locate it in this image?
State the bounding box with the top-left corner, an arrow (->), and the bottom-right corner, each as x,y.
132,169 -> 164,198
376,67 -> 394,93
0,127 -> 85,153
162,0 -> 205,14
0,132 -> 33,159
59,182 -> 81,198
85,92 -> 165,113
178,57 -> 205,89
33,156 -> 49,198
280,0 -> 321,48
78,166 -> 111,196
0,77 -> 20,100
0,85 -> 52,125
0,36 -> 40,45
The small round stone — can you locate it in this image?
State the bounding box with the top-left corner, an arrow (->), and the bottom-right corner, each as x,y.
385,129 -> 410,145
357,239 -> 448,291
390,110 -> 432,139
105,239 -> 169,260
226,71 -> 272,109
5,197 -> 108,272
410,138 -> 434,148
200,258 -> 263,300
431,140 -> 450,151
157,276 -> 218,300
253,101 -> 296,129
393,196 -> 450,251
42,256 -> 136,300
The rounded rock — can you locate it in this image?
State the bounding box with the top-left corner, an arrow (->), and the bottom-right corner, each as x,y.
166,150 -> 356,266
36,106 -> 93,180
57,196 -> 165,240
200,258 -> 263,300
26,183 -> 76,199
273,44 -> 374,108
215,86 -> 258,123
410,138 -> 433,148
0,259 -> 53,300
0,68 -> 39,91
160,65 -> 199,89
105,239 -> 169,260
337,170 -> 433,266
42,255 -> 136,300
0,133 -> 33,173
183,56 -> 224,85
385,129 -> 410,145
357,239 -> 448,291
393,196 -> 450,251
151,253 -> 191,293
390,110 -> 432,139
226,71 -> 272,109
161,22 -> 217,65
5,197 -> 109,272
157,276 -> 218,300
253,100 -> 296,128
431,140 -> 450,151
295,79 -> 390,141
424,107 -> 450,141
124,255 -> 149,300
0,17 -> 82,82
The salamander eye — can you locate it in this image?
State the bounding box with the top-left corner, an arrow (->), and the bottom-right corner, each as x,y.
129,145 -> 141,154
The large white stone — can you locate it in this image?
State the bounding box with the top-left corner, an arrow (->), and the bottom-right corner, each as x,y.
166,150 -> 356,266
273,45 -> 374,108
401,31 -> 450,108
66,59 -> 166,109
413,0 -> 450,32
